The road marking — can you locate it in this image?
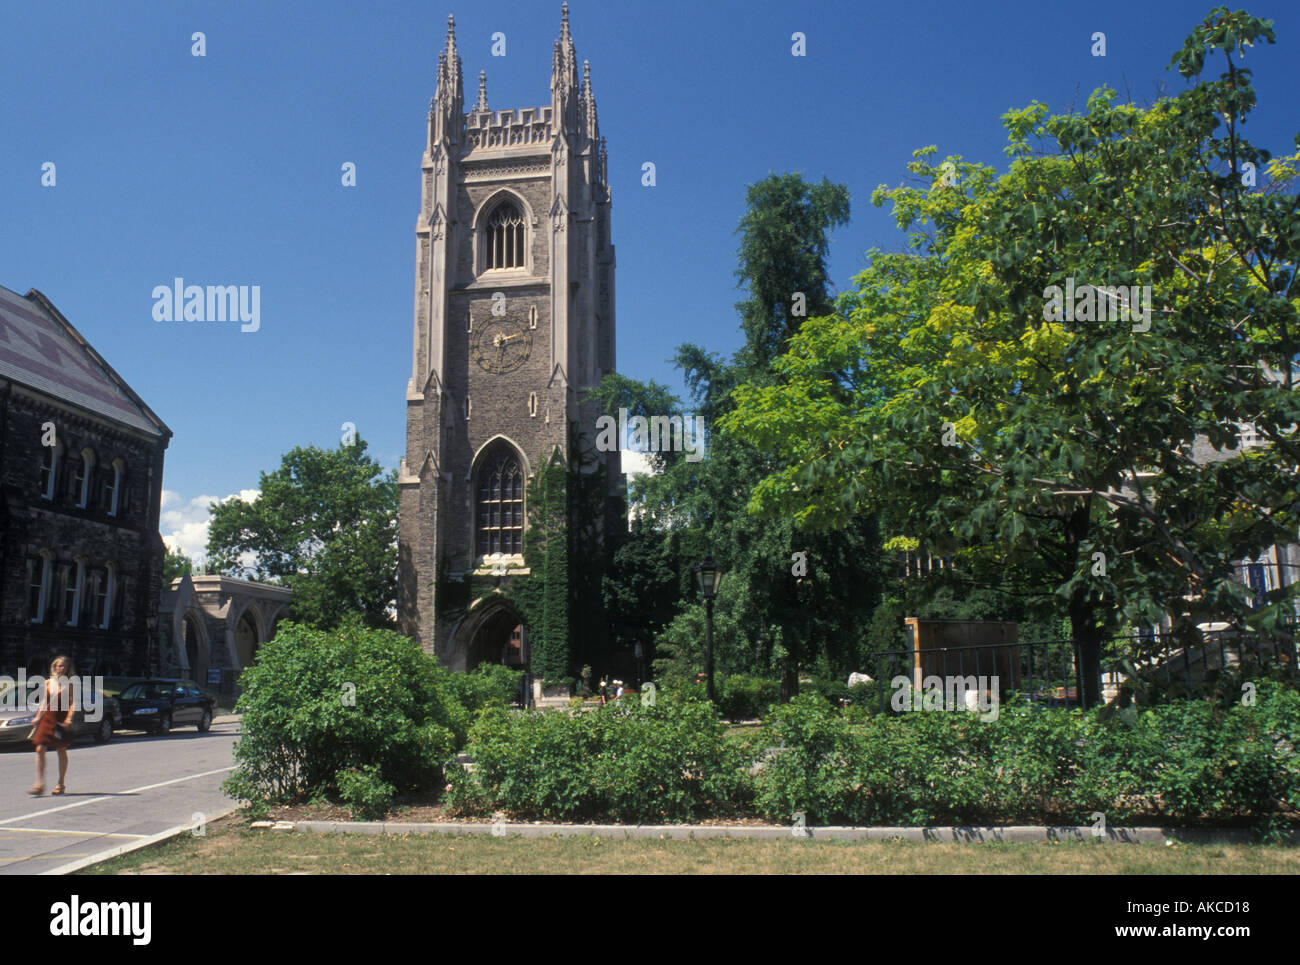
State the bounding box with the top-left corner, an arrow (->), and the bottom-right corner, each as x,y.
0,827 -> 148,839
0,765 -> 235,826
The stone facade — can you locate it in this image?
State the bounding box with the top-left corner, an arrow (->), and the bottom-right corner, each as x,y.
0,285 -> 170,676
398,7 -> 619,672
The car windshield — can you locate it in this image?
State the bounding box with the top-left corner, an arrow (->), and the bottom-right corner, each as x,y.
121,683 -> 169,700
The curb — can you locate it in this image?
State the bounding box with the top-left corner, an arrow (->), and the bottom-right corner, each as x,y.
40,805 -> 241,876
289,821 -> 1278,844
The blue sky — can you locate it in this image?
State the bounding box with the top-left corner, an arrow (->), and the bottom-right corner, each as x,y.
3,0 -> 1297,558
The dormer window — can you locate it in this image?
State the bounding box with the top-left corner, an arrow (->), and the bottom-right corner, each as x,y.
486,201 -> 526,270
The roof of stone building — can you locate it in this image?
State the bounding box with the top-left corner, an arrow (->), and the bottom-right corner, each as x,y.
0,284 -> 170,438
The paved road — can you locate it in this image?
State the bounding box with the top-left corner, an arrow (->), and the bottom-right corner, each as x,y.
0,718 -> 240,875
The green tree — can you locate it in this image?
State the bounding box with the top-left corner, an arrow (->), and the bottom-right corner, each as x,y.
726,8 -> 1300,705
161,549 -> 193,591
206,438 -> 398,629
734,173 -> 850,373
595,173 -> 881,696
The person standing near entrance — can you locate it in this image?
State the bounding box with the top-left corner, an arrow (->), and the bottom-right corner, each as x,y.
28,655 -> 77,796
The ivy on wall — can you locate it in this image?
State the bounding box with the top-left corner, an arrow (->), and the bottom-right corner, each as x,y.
512,447 -> 570,682
433,437 -> 621,687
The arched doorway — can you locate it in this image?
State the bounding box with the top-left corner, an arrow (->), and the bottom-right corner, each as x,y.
449,598 -> 528,676
465,607 -> 526,669
182,613 -> 208,684
234,610 -> 260,670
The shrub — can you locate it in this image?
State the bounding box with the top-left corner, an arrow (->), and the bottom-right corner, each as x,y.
457,694 -> 755,822
336,764 -> 395,821
719,675 -> 780,720
446,663 -> 525,716
221,618 -> 467,807
755,684 -> 1300,832
755,693 -> 865,825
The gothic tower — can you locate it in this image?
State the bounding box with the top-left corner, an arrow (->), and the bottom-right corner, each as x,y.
398,6 -> 618,680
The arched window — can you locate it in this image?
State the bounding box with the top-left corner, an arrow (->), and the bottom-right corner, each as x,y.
75,448 -> 96,508
96,562 -> 117,629
28,552 -> 53,623
40,442 -> 61,500
486,201 -> 526,270
64,558 -> 86,627
475,443 -> 524,557
103,458 -> 124,515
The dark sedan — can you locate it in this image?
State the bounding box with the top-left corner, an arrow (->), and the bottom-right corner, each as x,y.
115,679 -> 215,735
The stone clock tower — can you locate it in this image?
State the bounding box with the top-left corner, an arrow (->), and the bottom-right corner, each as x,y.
398,6 -> 618,678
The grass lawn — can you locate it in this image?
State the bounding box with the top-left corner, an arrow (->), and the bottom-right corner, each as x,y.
79,817 -> 1300,875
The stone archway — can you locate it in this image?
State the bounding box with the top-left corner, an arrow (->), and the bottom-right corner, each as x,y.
234,609 -> 260,670
447,597 -> 527,673
182,611 -> 209,684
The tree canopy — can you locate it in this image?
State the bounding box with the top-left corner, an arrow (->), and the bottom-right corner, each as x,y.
206,438 -> 399,630
723,7 -> 1300,703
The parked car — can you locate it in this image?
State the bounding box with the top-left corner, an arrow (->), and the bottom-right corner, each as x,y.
115,679 -> 216,735
0,678 -> 120,746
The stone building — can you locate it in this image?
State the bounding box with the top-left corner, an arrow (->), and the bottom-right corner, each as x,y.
158,574 -> 292,700
0,285 -> 171,676
398,6 -> 620,677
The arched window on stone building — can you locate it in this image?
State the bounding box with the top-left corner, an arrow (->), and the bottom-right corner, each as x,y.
486,200 -> 526,270
475,442 -> 524,558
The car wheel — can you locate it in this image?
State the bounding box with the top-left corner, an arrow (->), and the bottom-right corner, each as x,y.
197,709 -> 212,732
95,718 -> 113,743
157,712 -> 171,736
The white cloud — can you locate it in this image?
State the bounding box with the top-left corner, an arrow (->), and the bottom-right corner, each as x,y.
160,488 -> 260,562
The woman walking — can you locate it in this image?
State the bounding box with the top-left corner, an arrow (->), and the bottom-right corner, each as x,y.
28,655 -> 77,796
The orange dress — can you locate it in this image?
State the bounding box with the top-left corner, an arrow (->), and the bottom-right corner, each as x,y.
31,681 -> 73,750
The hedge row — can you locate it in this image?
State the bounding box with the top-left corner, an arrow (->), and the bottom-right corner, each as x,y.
446,698 -> 754,823
448,684 -> 1300,835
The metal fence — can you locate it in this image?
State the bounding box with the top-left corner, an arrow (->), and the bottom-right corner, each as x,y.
855,623 -> 1299,714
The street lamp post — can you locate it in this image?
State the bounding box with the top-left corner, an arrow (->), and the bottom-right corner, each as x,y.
694,555 -> 722,703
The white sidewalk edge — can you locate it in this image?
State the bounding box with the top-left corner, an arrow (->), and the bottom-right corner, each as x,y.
39,805 -> 240,876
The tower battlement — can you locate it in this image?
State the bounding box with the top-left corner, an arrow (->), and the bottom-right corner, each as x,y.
465,107 -> 555,153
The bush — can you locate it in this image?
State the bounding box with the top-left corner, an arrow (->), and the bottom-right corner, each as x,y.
755,684 -> 1300,832
755,693 -> 864,825
719,675 -> 780,720
446,663 -> 525,716
221,618 -> 468,807
336,764 -> 395,821
456,694 -> 755,822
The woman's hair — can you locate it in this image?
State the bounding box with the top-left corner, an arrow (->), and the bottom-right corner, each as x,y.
49,654 -> 75,678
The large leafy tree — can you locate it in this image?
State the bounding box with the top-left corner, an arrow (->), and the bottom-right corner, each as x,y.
206,438 -> 399,630
735,174 -> 850,372
597,173 -> 882,694
725,8 -> 1300,705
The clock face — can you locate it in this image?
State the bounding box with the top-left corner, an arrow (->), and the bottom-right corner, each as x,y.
472,315 -> 532,375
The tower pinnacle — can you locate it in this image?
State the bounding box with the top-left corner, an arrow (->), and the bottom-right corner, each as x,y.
475,69 -> 488,112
